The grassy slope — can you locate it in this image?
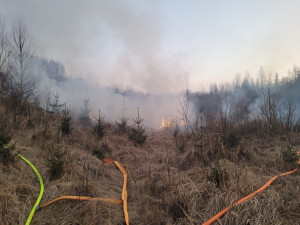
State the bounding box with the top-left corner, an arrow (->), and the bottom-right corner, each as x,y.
0,110 -> 299,225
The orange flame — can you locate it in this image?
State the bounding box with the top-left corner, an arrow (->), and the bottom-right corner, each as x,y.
159,117 -> 188,128
181,120 -> 187,125
160,117 -> 172,128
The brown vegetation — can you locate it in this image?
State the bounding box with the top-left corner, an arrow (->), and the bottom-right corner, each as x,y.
0,104 -> 299,224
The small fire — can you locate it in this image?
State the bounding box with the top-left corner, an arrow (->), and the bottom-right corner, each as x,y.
181,120 -> 187,126
160,117 -> 188,128
160,117 -> 172,128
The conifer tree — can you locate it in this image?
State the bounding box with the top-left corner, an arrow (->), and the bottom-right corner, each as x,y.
129,107 -> 147,145
80,88 -> 91,127
94,109 -> 104,140
45,146 -> 66,180
50,90 -> 65,114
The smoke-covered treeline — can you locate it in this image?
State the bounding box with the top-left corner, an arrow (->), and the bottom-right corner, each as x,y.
0,18 -> 179,128
0,19 -> 70,123
1,17 -> 300,131
188,66 -> 300,137
33,56 -> 67,83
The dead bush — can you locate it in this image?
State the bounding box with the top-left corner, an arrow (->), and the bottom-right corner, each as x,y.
207,162 -> 229,188
281,142 -> 298,170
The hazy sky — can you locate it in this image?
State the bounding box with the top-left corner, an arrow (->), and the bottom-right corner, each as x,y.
1,0 -> 300,93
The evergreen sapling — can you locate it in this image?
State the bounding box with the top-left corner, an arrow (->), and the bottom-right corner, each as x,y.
129,107 -> 147,145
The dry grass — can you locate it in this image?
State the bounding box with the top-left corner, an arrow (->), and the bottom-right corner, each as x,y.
1,109 -> 300,224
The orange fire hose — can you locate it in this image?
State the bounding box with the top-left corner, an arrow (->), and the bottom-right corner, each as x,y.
104,158 -> 129,225
203,153 -> 300,225
38,158 -> 128,225
39,196 -> 122,209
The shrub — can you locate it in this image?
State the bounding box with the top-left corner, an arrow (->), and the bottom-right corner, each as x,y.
174,133 -> 188,153
207,163 -> 228,188
0,114 -> 16,165
293,119 -> 300,132
173,125 -> 189,153
167,187 -> 189,222
173,124 -> 180,138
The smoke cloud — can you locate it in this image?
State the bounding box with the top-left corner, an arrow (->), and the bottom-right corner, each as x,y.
0,0 -> 188,94
2,1 -> 300,128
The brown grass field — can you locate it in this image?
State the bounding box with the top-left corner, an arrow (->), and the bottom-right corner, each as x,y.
0,108 -> 300,225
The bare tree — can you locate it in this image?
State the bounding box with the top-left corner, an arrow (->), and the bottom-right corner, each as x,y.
41,84 -> 53,112
258,66 -> 266,88
0,20 -> 6,77
174,89 -> 193,153
281,103 -> 296,132
80,88 -> 91,127
259,87 -> 280,135
9,20 -> 37,122
0,19 -> 12,94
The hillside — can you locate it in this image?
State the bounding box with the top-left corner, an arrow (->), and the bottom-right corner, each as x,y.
0,105 -> 299,225
2,6 -> 300,225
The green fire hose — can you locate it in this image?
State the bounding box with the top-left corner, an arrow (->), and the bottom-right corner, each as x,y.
18,154 -> 44,225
